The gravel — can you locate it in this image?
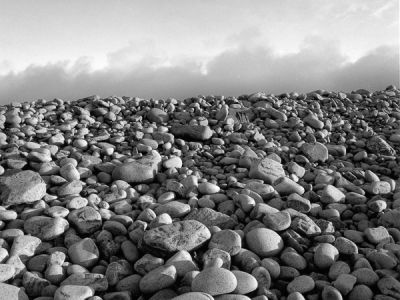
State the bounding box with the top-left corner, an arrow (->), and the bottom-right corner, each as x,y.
0,86 -> 400,299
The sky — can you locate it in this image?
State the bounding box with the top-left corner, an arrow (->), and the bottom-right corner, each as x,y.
0,0 -> 399,104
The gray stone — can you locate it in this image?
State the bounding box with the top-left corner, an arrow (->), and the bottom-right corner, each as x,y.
171,125 -> 213,141
141,220 -> 211,256
112,151 -> 161,183
0,283 -> 29,300
185,208 -> 237,229
67,207 -> 102,235
300,142 -> 329,163
249,157 -> 285,184
0,170 -> 46,206
24,216 -> 69,241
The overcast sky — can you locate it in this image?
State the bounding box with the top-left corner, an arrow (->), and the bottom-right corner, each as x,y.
0,0 -> 398,104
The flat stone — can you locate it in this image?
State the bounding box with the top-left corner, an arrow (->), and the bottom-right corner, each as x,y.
377,276 -> 400,298
367,135 -> 396,156
0,170 -> 46,206
192,266 -> 237,296
57,180 -> 83,196
67,206 -> 102,235
314,243 -> 339,269
198,182 -> 220,194
364,226 -> 391,244
139,265 -> 177,294
165,250 -> 199,277
246,228 -> 284,257
379,207 -> 400,230
287,275 -> 315,294
24,216 -> 69,241
22,271 -> 50,297
112,151 -> 161,183
300,142 -> 329,163
54,285 -> 94,300
320,185 -> 346,204
287,193 -> 311,213
172,292 -> 214,300
208,230 -> 242,256
104,260 -> 132,287
147,108 -> 169,123
61,273 -> 108,292
9,235 -> 42,261
153,201 -> 191,218
171,125 -> 213,141
262,211 -> 291,231
0,283 -> 29,300
249,157 -> 285,184
141,220 -> 211,256
0,264 -> 15,282
68,238 -> 99,268
185,208 -> 237,229
232,270 -> 258,294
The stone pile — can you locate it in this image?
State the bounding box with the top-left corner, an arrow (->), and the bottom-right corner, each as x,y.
0,86 -> 400,299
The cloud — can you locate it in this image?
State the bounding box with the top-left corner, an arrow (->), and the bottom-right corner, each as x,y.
0,35 -> 398,105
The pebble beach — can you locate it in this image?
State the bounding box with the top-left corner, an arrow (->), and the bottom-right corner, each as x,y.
1,86 -> 400,300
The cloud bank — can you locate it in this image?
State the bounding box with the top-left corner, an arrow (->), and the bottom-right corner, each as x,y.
0,36 -> 398,104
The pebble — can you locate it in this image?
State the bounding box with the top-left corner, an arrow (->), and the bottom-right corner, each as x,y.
0,88 -> 399,299
249,157 -> 286,184
185,208 -> 237,229
364,226 -> 391,244
231,270 -> 258,294
300,142 -> 329,162
67,206 -> 102,235
287,275 -> 315,294
112,152 -> 161,183
314,243 -> 339,269
0,263 -> 15,282
54,285 -> 94,300
245,228 -> 284,257
172,292 -> 214,300
67,237 -> 99,268
141,220 -> 211,256
262,211 -> 291,231
0,283 -> 29,300
333,273 -> 357,295
192,260 -> 237,296
198,182 -> 221,194
208,229 -> 242,256
24,216 -> 69,241
139,265 -> 177,294
0,170 -> 47,206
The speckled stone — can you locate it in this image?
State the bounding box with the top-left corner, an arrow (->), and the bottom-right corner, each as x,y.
67,238 -> 99,268
192,266 -> 237,296
0,170 -> 46,206
141,220 -> 211,256
249,157 -> 285,184
54,285 -> 94,300
314,243 -> 339,269
139,265 -> 177,294
232,270 -> 258,294
24,216 -> 69,241
0,283 -> 29,300
246,228 -> 284,257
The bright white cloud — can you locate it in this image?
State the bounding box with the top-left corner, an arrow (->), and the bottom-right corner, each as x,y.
0,34 -> 397,104
0,0 -> 398,103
